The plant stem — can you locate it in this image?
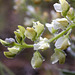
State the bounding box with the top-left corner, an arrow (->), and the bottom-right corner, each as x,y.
15,24 -> 75,48
49,24 -> 75,43
23,43 -> 34,48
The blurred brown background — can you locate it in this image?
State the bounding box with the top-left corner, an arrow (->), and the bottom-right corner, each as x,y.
0,0 -> 75,75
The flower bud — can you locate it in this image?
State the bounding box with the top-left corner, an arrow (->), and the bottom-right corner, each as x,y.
4,51 -> 16,58
57,18 -> 69,26
53,18 -> 68,30
25,27 -> 37,41
51,49 -> 66,64
0,39 -> 15,47
5,38 -> 15,43
54,0 -> 70,16
33,21 -> 44,38
14,31 -> 22,43
67,7 -> 74,20
59,0 -> 70,16
18,25 -> 25,35
55,36 -> 71,50
31,51 -> 44,69
8,46 -> 20,54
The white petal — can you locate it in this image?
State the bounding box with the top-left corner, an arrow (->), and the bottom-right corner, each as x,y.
34,37 -> 50,50
34,44 -> 40,50
52,58 -> 59,64
55,36 -> 71,50
45,23 -> 54,33
52,20 -> 61,30
53,3 -> 62,12
55,37 -> 64,49
52,18 -> 67,30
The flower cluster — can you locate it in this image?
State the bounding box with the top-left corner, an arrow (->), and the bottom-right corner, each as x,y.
0,0 -> 75,69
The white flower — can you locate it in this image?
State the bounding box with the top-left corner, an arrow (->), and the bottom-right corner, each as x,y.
53,3 -> 62,12
8,46 -> 20,54
53,18 -> 68,30
31,51 -> 44,69
51,49 -> 66,64
55,36 -> 71,50
34,37 -> 50,50
53,0 -> 70,16
45,23 -> 56,33
45,18 -> 69,33
33,21 -> 44,37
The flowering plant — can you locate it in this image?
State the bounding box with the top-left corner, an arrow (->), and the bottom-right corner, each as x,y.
0,0 -> 75,69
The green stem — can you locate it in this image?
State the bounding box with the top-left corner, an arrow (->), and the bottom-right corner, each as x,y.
23,43 -> 34,48
14,24 -> 75,49
15,43 -> 33,48
49,24 -> 75,43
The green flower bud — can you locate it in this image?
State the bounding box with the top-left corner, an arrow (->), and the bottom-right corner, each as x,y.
18,25 -> 25,36
57,18 -> 69,27
31,51 -> 44,69
14,26 -> 25,43
58,50 -> 66,64
67,7 -> 74,20
8,46 -> 20,54
4,51 -> 16,58
33,21 -> 44,38
51,49 -> 66,64
14,31 -> 22,43
0,39 -> 15,47
59,0 -> 70,16
55,36 -> 71,50
25,27 -> 37,41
